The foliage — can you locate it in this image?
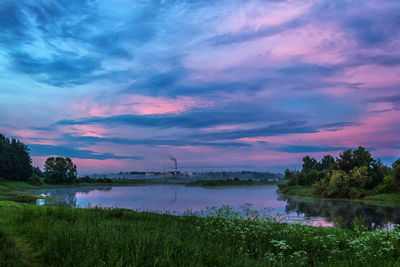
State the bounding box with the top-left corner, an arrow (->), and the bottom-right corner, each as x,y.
44,157 -> 77,184
373,175 -> 396,194
0,133 -> 32,181
7,194 -> 38,204
27,175 -> 43,186
393,158 -> 400,183
282,147 -> 397,199
32,166 -> 44,177
1,205 -> 400,266
76,176 -> 113,183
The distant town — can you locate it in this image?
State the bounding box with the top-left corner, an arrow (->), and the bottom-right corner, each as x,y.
89,171 -> 283,181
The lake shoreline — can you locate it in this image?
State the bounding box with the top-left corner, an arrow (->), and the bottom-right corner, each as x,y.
2,180 -> 400,265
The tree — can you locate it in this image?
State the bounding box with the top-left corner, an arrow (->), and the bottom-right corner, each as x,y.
326,170 -> 348,197
303,169 -> 322,185
0,133 -> 32,181
337,150 -> 354,173
32,166 -> 44,177
336,147 -> 387,190
44,157 -> 77,184
302,156 -> 319,173
320,155 -> 336,172
393,158 -> 400,182
369,160 -> 386,188
349,166 -> 371,188
353,147 -> 375,169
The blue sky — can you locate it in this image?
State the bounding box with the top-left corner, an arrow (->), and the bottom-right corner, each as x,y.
1,0 -> 399,173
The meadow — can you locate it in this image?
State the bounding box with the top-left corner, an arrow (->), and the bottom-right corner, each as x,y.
1,203 -> 400,267
1,180 -> 400,266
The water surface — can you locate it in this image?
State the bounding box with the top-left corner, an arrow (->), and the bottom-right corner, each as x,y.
34,185 -> 400,229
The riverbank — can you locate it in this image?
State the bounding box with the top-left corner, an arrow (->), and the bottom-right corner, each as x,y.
1,204 -> 400,266
279,184 -> 400,202
2,180 -> 400,265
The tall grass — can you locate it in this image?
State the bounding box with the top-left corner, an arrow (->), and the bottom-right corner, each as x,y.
1,205 -> 400,266
0,227 -> 23,267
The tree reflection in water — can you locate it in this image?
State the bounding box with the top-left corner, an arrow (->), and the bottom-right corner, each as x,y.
278,193 -> 400,230
36,187 -> 112,207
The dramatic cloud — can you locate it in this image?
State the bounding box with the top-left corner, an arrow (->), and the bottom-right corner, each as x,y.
28,144 -> 143,160
1,0 -> 399,172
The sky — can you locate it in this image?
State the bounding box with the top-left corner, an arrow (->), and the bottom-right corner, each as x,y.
0,0 -> 399,174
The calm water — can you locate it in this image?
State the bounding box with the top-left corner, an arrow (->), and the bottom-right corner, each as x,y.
33,185 -> 400,229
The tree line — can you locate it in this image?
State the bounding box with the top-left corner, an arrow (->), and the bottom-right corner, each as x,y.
283,147 -> 400,198
0,133 -> 77,184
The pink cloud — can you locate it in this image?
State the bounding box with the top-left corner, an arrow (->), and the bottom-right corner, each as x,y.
71,95 -> 212,117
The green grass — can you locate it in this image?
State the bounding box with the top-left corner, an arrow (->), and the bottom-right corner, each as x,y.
0,200 -> 25,208
0,205 -> 400,266
280,185 -> 316,197
364,193 -> 400,202
1,180 -> 400,266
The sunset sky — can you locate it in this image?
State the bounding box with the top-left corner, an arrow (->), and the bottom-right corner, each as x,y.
1,0 -> 399,174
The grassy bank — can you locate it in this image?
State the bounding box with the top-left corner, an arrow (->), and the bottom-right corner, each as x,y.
278,185 -> 317,197
1,205 -> 400,266
1,181 -> 400,266
279,184 -> 400,202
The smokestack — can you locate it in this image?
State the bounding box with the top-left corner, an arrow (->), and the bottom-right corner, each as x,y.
170,156 -> 177,175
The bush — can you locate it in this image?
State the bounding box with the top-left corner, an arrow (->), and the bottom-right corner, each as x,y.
9,195 -> 38,204
349,166 -> 371,188
303,170 -> 322,185
326,170 -> 348,197
373,175 -> 397,193
312,177 -> 329,195
348,187 -> 364,199
77,176 -> 94,183
27,175 -> 43,186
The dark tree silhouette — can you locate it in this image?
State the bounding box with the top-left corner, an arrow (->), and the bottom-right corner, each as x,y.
44,157 -> 77,184
0,133 -> 32,181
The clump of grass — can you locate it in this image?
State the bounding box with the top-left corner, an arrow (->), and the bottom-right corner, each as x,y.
7,194 -> 38,204
364,193 -> 400,202
278,185 -> 316,197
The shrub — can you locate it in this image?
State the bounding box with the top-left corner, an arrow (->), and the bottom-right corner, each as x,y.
312,177 -> 329,195
27,175 -> 43,186
10,195 -> 38,204
349,166 -> 371,188
326,170 -> 348,197
348,187 -> 364,199
373,175 -> 396,193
